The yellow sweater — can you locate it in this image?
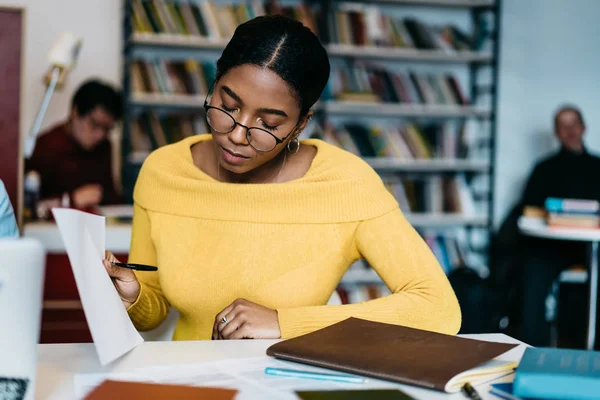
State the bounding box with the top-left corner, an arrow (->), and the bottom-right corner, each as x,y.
127,134 -> 461,340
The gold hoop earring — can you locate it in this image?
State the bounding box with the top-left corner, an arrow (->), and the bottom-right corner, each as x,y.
287,138 -> 300,154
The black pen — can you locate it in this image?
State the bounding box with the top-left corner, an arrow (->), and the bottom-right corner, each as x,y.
461,383 -> 482,400
111,261 -> 158,271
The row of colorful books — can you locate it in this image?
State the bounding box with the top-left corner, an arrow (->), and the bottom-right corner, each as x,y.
324,64 -> 468,106
128,111 -> 207,161
386,176 -> 476,215
130,0 -> 317,39
323,3 -> 487,51
131,59 -> 215,96
130,0 -> 487,53
132,57 -> 469,109
321,121 -> 475,159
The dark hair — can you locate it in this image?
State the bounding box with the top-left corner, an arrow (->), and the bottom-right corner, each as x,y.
72,79 -> 123,120
554,105 -> 585,130
216,15 -> 330,117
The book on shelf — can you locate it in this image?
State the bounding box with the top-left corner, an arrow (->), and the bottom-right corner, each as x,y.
420,229 -> 471,274
129,111 -> 208,161
324,63 -> 469,106
384,175 -> 476,216
131,58 -> 215,97
322,3 -> 487,52
130,0 -> 318,39
321,121 -> 474,160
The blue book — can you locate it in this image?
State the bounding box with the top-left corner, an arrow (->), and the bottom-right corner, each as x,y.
545,198 -> 599,215
513,347 -> 600,400
490,383 -> 530,400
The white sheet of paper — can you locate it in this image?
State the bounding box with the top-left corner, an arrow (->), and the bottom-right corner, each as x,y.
74,356 -> 516,400
52,208 -> 144,365
74,357 -> 401,400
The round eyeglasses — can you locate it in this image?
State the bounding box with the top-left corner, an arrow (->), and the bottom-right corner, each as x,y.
204,95 -> 302,152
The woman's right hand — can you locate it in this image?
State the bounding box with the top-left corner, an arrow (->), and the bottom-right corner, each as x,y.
102,251 -> 141,309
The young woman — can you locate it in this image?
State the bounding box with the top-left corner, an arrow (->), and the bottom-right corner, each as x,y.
104,15 -> 461,340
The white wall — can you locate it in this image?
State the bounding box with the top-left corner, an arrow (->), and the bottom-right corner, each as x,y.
495,0 -> 600,225
0,0 -> 122,137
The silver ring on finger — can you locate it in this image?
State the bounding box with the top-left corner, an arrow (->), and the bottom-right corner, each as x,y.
221,316 -> 228,325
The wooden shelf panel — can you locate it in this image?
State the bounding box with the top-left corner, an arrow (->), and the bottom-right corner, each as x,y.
326,44 -> 493,63
130,33 -> 228,49
351,0 -> 496,7
128,96 -> 491,118
127,152 -> 490,175
404,213 -> 488,227
323,101 -> 491,118
129,34 -> 493,63
129,92 -> 206,109
365,158 -> 490,172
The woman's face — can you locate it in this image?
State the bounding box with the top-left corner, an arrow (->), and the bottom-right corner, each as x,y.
208,64 -> 305,175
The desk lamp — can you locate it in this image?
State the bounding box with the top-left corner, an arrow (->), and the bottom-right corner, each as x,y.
24,32 -> 82,159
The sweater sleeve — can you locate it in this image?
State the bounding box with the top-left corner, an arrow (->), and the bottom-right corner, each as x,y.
126,202 -> 171,331
277,208 -> 461,338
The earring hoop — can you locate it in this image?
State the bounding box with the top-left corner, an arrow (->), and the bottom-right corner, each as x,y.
287,138 -> 300,154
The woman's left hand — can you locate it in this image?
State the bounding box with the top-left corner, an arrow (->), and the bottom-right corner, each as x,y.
213,298 -> 281,340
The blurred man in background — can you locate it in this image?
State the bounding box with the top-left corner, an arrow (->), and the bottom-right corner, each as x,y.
519,105 -> 600,346
26,79 -> 123,210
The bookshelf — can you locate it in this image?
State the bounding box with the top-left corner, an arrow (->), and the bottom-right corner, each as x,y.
122,0 -> 501,296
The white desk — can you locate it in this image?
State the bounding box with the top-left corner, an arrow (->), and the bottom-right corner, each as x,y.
36,334 -> 526,400
518,216 -> 600,350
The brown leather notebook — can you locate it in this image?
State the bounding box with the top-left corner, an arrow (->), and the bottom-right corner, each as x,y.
267,318 -> 519,392
84,380 -> 237,400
